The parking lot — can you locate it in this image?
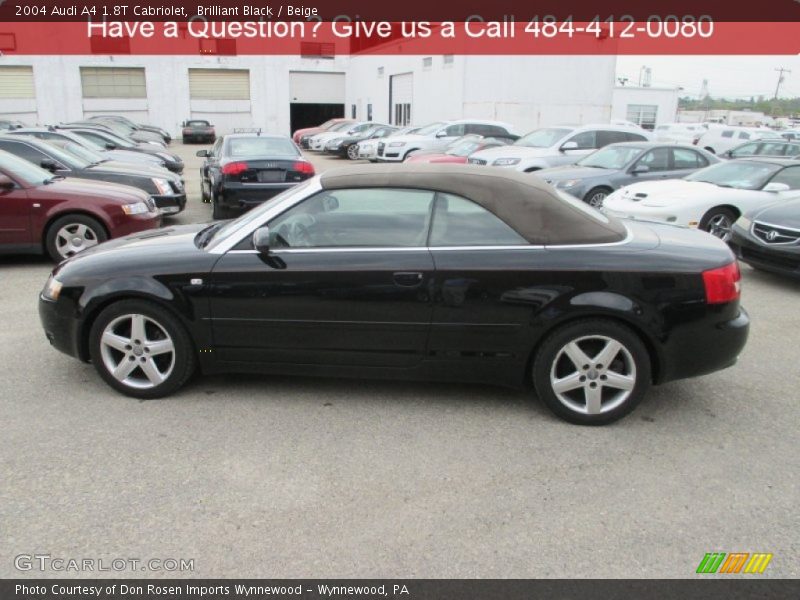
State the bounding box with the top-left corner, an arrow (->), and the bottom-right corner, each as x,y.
1,142 -> 798,578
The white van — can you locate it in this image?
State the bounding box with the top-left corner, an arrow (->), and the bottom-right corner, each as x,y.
695,126 -> 776,154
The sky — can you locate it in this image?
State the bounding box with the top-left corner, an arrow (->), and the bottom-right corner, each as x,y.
616,56 -> 800,99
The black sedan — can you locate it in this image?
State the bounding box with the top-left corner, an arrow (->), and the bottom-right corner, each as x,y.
38,165 -> 749,425
730,199 -> 800,279
325,124 -> 396,159
197,133 -> 315,219
0,136 -> 187,215
181,120 -> 216,143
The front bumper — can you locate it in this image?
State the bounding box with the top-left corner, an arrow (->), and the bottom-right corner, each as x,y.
730,231 -> 800,279
39,294 -> 82,359
153,192 -> 187,215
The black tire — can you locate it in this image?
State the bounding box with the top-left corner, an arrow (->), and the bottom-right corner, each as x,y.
699,207 -> 737,242
403,149 -> 419,161
89,299 -> 196,399
44,214 -> 108,262
532,319 -> 651,425
211,189 -> 229,219
583,187 -> 613,208
347,144 -> 359,160
200,176 -> 210,203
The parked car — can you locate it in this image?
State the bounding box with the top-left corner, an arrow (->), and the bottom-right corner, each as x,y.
468,124 -> 651,172
720,138 -> 800,159
0,120 -> 26,131
55,126 -> 184,174
730,198 -> 800,279
377,120 -> 519,162
88,115 -> 171,144
693,126 -> 776,155
0,149 -> 160,261
405,135 -> 508,164
298,120 -> 356,150
356,127 -> 419,162
603,158 -> 800,241
653,123 -> 708,144
181,120 -> 216,144
0,136 -> 186,216
308,122 -> 376,151
292,118 -> 354,147
324,124 -> 396,159
37,164 -> 748,425
197,132 -> 315,219
534,143 -> 719,207
6,127 -> 169,170
70,119 -> 165,147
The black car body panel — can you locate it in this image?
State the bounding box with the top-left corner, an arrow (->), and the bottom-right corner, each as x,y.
40,166 -> 748,396
182,120 -> 216,143
730,199 -> 800,278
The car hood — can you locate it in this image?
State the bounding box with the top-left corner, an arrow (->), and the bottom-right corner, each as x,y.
89,161 -> 180,181
749,197 -> 800,228
385,134 -> 431,145
608,179 -> 752,207
407,153 -> 467,164
470,145 -> 554,160
535,165 -> 615,181
43,177 -> 151,203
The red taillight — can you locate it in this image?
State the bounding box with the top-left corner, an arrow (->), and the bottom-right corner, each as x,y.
702,262 -> 741,304
293,161 -> 315,175
222,161 -> 248,176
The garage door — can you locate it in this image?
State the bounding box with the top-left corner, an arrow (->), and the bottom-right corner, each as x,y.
189,69 -> 252,135
390,73 -> 413,126
0,66 -> 35,99
289,72 -> 345,104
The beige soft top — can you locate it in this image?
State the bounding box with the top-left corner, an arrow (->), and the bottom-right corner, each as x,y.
319,164 -> 627,245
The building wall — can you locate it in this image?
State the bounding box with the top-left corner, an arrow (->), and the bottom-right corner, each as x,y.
611,86 -> 680,128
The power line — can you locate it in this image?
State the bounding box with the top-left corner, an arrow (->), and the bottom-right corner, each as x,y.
774,67 -> 791,100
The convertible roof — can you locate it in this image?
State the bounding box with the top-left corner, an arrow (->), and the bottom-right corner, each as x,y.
319,164 -> 627,245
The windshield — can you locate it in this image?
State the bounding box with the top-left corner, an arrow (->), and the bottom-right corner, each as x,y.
49,141 -> 105,164
577,146 -> 643,169
415,122 -> 446,136
446,139 -> 485,157
227,137 -> 299,157
0,149 -> 55,185
514,128 -> 572,148
329,122 -> 354,132
204,180 -> 315,250
88,130 -> 134,148
319,119 -> 337,130
35,142 -> 89,169
186,120 -> 210,127
685,161 -> 781,190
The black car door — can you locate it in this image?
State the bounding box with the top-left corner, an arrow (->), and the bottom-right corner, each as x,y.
208,187 -> 436,368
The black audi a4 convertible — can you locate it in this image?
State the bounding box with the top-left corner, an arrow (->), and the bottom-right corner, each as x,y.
39,164 -> 749,425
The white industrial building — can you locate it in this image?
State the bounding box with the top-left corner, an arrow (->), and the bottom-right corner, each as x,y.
611,85 -> 681,130
0,47 -> 676,137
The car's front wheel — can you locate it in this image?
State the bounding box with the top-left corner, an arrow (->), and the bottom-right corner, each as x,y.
532,319 -> 651,425
584,187 -> 612,208
347,144 -> 359,160
700,207 -> 737,242
45,214 -> 108,262
89,299 -> 196,399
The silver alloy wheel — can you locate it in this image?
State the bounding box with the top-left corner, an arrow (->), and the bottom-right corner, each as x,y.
55,223 -> 100,258
549,335 -> 637,415
587,191 -> 608,208
99,314 -> 175,390
706,213 -> 733,242
347,144 -> 359,160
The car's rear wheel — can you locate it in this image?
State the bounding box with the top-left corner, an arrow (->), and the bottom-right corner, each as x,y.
211,189 -> 228,220
532,319 -> 651,425
347,144 -> 359,160
89,299 -> 196,399
584,187 -> 612,208
200,177 -> 210,203
700,207 -> 737,242
45,214 -> 108,262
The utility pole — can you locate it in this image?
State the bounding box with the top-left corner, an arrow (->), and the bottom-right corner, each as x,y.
774,67 -> 791,100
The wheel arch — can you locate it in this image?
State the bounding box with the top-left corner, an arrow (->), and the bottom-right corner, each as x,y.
702,204 -> 741,220
41,210 -> 111,253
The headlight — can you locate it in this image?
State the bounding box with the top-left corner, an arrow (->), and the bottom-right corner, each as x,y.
42,276 -> 63,301
388,141 -> 406,148
557,179 -> 580,189
122,201 -> 150,215
151,178 -> 172,195
493,158 -> 520,166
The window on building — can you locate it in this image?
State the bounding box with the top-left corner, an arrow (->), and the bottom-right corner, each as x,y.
626,104 -> 658,130
188,69 -> 250,100
367,104 -> 373,121
80,67 -> 146,99
0,66 -> 35,99
443,55 -> 454,67
351,104 -> 357,119
377,67 -> 384,78
422,57 -> 433,70
394,103 -> 412,126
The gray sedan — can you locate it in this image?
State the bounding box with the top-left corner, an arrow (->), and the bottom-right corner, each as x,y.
535,142 -> 720,207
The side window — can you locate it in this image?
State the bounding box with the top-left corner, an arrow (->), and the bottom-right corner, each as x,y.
768,166 -> 800,190
758,142 -> 788,156
469,124 -> 509,138
210,137 -> 223,157
596,131 -> 628,147
738,131 -> 751,140
444,124 -> 465,137
721,130 -> 734,138
785,144 -> 800,157
0,141 -> 49,165
567,130 -> 597,150
429,193 -> 528,247
636,148 -> 670,171
730,143 -> 759,158
672,148 -> 709,169
625,132 -> 649,142
268,188 -> 434,248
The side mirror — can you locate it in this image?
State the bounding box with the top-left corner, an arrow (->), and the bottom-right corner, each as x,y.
560,141 -> 579,152
435,130 -> 448,138
196,150 -> 209,157
763,182 -> 791,193
105,143 -> 116,150
40,158 -> 59,171
723,150 -> 733,158
252,226 -> 271,253
631,164 -> 650,175
0,174 -> 14,190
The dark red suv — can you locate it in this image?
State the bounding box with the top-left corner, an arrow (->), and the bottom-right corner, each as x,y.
0,149 -> 161,261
